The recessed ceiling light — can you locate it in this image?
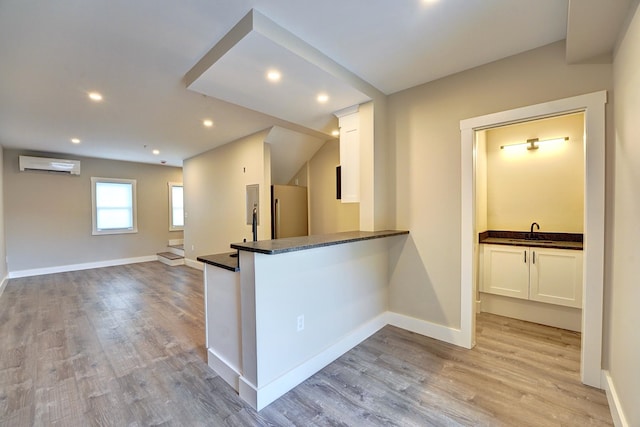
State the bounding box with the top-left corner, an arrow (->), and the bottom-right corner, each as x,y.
266,70 -> 281,82
203,119 -> 214,127
71,138 -> 81,144
152,149 -> 160,155
317,93 -> 329,103
88,92 -> 103,102
331,130 -> 339,137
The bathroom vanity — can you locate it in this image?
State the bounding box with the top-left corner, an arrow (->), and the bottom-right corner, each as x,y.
478,230 -> 583,331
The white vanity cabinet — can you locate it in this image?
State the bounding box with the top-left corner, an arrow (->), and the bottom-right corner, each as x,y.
481,245 -> 530,299
529,247 -> 583,308
481,244 -> 583,308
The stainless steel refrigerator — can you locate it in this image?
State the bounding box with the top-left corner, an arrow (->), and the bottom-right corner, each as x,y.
271,185 -> 308,239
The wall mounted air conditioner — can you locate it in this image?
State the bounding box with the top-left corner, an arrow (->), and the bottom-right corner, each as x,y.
19,155 -> 81,175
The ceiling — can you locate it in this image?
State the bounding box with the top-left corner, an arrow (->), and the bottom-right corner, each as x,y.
0,0 -> 630,176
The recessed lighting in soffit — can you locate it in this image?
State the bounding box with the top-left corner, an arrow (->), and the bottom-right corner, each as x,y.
88,92 -> 103,102
266,69 -> 281,82
184,9 -> 372,134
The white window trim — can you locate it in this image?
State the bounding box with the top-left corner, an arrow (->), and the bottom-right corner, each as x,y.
91,177 -> 138,235
168,182 -> 184,231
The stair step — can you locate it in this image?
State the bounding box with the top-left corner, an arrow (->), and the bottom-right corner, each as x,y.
157,252 -> 185,266
167,245 -> 185,257
158,252 -> 182,260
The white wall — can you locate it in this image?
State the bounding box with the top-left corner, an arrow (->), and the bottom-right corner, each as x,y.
609,2 -> 640,425
183,130 -> 271,262
0,147 -> 7,294
3,149 -> 183,274
306,140 -> 359,235
387,41 -> 613,329
288,162 -> 308,188
485,113 -> 585,232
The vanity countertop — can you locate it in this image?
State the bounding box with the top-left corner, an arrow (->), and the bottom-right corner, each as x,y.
479,230 -> 583,250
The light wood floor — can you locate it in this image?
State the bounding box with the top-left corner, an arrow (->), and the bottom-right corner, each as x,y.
0,262 -> 612,426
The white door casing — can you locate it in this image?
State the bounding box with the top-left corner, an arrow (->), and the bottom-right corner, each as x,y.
460,91 -> 606,388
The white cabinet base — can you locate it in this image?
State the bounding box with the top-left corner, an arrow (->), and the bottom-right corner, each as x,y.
480,292 -> 582,332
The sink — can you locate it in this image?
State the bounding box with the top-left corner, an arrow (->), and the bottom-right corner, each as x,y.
508,239 -> 554,244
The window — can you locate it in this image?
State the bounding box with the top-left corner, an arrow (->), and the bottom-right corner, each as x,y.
168,182 -> 184,231
91,177 -> 137,235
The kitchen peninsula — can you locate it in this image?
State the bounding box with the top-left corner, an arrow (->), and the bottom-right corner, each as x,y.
197,230 -> 409,411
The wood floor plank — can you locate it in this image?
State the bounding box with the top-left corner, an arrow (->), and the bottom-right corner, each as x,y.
0,261 -> 613,426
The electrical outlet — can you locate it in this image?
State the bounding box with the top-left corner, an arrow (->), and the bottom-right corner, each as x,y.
191,245 -> 195,251
297,315 -> 304,332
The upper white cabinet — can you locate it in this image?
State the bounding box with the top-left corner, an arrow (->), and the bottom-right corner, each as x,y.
480,244 -> 583,308
335,105 -> 360,203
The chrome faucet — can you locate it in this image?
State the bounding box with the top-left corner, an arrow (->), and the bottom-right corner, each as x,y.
530,222 -> 540,239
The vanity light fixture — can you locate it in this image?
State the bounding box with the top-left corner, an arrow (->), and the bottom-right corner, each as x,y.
500,136 -> 569,151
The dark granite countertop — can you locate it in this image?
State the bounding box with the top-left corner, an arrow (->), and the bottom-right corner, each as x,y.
197,252 -> 240,272
479,230 -> 583,250
230,230 -> 409,255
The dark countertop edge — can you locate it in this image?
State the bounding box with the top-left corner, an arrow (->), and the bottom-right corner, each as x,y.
230,230 -> 409,255
479,230 -> 583,251
479,230 -> 583,242
197,252 -> 240,272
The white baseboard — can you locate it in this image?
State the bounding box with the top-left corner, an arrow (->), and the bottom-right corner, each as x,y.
8,255 -> 158,279
185,258 -> 204,271
238,313 -> 388,411
602,370 -> 629,427
0,275 -> 8,299
208,348 -> 241,392
387,312 -> 468,347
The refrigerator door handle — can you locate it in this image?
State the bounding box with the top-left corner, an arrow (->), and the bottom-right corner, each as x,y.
274,198 -> 280,239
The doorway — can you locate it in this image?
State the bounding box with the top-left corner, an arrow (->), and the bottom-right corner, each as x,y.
460,91 -> 607,388
476,113 -> 585,330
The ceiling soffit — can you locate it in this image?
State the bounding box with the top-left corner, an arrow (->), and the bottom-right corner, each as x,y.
184,9 -> 380,135
566,0 -> 631,63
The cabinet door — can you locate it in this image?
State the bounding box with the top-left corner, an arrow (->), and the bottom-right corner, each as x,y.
530,248 -> 583,308
481,244 -> 529,299
338,112 -> 360,203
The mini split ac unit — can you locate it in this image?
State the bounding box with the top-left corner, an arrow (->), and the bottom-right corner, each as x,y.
19,155 -> 81,175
